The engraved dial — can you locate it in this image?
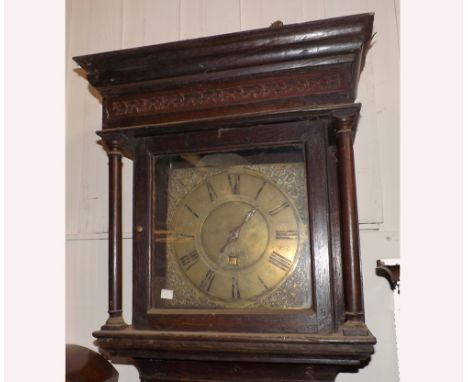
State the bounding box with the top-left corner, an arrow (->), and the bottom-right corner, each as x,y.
171,168 -> 301,306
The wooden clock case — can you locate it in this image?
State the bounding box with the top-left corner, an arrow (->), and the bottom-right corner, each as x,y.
74,13 -> 376,382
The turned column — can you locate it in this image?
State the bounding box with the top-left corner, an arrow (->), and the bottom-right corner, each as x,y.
102,141 -> 127,330
334,116 -> 365,331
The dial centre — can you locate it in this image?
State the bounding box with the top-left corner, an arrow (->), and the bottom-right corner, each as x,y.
201,201 -> 269,271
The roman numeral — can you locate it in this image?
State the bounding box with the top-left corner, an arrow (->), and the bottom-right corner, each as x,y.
184,204 -> 199,219
168,232 -> 194,244
228,174 -> 240,195
275,230 -> 298,240
200,269 -> 216,292
257,275 -> 269,290
255,181 -> 267,200
179,250 -> 199,270
269,251 -> 292,272
206,181 -> 217,202
176,232 -> 194,238
269,201 -> 290,216
231,277 -> 241,299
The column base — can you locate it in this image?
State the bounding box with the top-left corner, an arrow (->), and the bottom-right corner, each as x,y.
342,320 -> 369,336
101,315 -> 128,331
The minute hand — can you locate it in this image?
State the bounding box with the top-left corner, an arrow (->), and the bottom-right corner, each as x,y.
219,207 -> 257,253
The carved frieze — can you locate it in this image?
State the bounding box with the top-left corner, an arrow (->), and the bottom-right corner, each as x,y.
105,70 -> 346,122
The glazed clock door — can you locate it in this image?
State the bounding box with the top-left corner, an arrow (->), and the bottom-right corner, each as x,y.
132,120 -> 337,333
157,147 -> 311,310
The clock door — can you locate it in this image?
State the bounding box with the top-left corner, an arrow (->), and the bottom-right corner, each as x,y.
153,147 -> 311,310
132,119 -> 340,333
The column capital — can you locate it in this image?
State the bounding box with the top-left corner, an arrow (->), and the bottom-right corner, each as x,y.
331,106 -> 359,123
99,131 -> 128,154
333,114 -> 356,135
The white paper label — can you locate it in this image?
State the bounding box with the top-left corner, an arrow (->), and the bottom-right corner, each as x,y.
160,289 -> 174,300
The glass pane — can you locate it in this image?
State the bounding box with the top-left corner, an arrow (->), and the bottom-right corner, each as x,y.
151,145 -> 312,311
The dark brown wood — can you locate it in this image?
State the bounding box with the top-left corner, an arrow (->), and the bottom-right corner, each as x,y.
73,13 -> 375,382
73,14 -> 372,89
105,67 -> 347,120
132,120 -> 333,333
334,115 -> 365,330
327,147 -> 345,328
102,140 -> 127,330
66,344 -> 119,382
305,122 -> 333,333
376,259 -> 400,291
93,329 -> 374,370
134,359 -> 338,382
132,141 -> 151,329
97,103 -> 361,142
74,13 -> 373,129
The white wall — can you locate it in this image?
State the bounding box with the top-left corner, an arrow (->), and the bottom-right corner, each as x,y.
66,1 -> 400,381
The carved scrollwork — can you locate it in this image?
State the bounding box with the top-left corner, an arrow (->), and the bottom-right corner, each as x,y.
106,72 -> 344,119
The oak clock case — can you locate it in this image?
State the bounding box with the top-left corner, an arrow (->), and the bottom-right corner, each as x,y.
74,13 -> 376,382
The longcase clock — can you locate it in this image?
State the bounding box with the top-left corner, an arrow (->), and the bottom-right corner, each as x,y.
74,13 -> 376,382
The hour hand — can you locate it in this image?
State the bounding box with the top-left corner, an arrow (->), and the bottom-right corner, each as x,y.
219,229 -> 238,254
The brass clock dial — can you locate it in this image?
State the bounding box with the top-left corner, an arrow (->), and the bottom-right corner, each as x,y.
171,168 -> 302,306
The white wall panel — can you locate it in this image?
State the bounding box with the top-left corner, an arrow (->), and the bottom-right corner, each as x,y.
66,0 -> 91,235
301,0 -> 326,21
181,0 -> 241,38
78,0 -> 124,235
322,0 -> 371,18
67,0 -> 125,235
121,0 -> 183,48
66,238 -> 136,381
354,58 -> 384,224
87,0 -> 124,53
366,0 -> 400,232
142,0 -> 181,45
241,0 -> 303,30
66,239 -> 133,335
122,0 -> 146,48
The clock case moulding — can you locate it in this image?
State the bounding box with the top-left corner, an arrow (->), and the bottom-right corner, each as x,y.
74,13 -> 376,382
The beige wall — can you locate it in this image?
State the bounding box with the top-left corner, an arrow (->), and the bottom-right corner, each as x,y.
66,1 -> 400,381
